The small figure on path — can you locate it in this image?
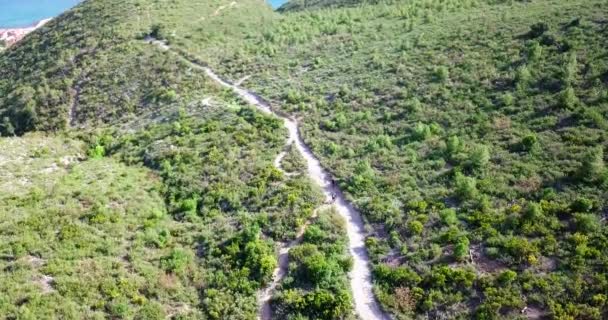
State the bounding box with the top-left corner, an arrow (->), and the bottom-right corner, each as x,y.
331,193 -> 337,203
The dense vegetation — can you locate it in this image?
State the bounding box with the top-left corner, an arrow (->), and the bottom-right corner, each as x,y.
195,0 -> 607,318
0,0 -> 273,135
1,0 -> 607,318
0,102 -> 323,318
272,208 -> 354,320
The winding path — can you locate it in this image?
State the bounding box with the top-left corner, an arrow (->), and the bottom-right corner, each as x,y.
148,39 -> 389,320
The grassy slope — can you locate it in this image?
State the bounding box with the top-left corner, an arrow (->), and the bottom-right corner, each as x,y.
0,135 -> 174,318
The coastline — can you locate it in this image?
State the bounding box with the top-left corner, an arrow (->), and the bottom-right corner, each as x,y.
0,18 -> 51,46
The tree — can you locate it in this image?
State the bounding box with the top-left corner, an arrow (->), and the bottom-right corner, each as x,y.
528,22 -> 549,38
407,220 -> 424,236
578,146 -> 604,183
160,248 -> 191,273
6,85 -> 38,134
0,117 -> 15,136
469,145 -> 490,169
520,134 -> 537,152
454,238 -> 470,262
439,208 -> 458,226
563,52 -> 578,85
516,66 -> 532,90
445,136 -> 463,159
434,66 -> 449,83
561,86 -> 578,109
454,173 -> 478,201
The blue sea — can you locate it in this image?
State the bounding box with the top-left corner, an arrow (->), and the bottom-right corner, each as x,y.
0,0 -> 288,28
0,0 -> 82,28
268,0 -> 287,8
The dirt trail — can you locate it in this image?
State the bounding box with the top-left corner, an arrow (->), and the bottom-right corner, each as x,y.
203,63 -> 389,320
213,1 -> 237,16
148,39 -> 389,320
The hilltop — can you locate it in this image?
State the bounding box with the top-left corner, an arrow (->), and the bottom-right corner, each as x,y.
0,0 -> 607,319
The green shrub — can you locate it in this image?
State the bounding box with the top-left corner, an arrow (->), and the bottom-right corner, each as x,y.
445,135 -> 463,160
529,22 -> 549,38
150,23 -> 168,40
413,122 -> 432,141
454,173 -> 478,201
561,86 -> 578,109
578,146 -> 604,183
573,213 -> 600,233
497,270 -> 517,285
439,208 -> 458,226
434,66 -> 449,83
454,238 -> 470,262
88,144 -> 106,159
407,220 -> 424,236
135,302 -> 166,320
570,198 -> 594,213
520,134 -> 538,152
469,145 -> 490,169
160,248 -> 191,273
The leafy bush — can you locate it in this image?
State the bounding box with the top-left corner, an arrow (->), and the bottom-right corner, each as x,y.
160,248 -> 191,273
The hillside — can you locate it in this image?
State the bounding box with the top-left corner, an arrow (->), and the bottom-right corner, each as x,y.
0,0 -> 607,319
276,0 -> 376,12
0,0 -> 274,134
197,0 -> 608,318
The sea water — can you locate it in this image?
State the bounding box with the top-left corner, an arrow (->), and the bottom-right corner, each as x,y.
0,0 -> 82,28
268,0 -> 288,8
0,0 -> 290,29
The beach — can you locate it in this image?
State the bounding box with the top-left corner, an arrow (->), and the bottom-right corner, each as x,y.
0,18 -> 51,46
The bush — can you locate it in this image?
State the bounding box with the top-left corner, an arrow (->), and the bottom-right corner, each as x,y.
413,122 -> 432,141
454,238 -> 470,262
570,198 -> 594,213
528,42 -> 543,61
434,66 -> 449,83
150,24 -> 168,40
469,145 -> 490,169
573,213 -> 600,233
0,117 -> 15,136
454,173 -> 478,201
529,22 -> 549,38
407,220 -> 424,236
160,248 -> 191,273
578,146 -> 604,183
520,134 -> 537,152
561,87 -> 578,109
88,144 -> 106,159
497,270 -> 517,285
135,302 -> 166,320
516,66 -> 532,89
439,208 -> 458,226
